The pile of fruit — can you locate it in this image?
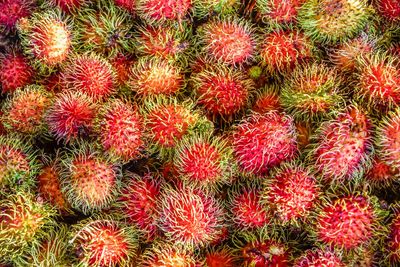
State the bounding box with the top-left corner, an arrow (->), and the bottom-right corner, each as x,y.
2,0 -> 400,266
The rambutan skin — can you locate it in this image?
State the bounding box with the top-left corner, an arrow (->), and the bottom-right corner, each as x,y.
0,51 -> 33,93
137,0 -> 192,24
193,0 -> 240,19
0,0 -> 34,31
387,211 -> 400,264
376,0 -> 400,21
139,242 -> 197,267
232,111 -> 298,176
293,248 -> 345,267
256,0 -> 305,26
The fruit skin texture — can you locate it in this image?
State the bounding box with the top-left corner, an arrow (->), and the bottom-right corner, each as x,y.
61,145 -> 120,214
191,64 -> 254,119
256,0 -> 305,27
51,0 -> 86,13
0,51 -> 33,93
232,111 -> 298,176
0,191 -> 56,264
280,63 -> 344,121
310,106 -> 372,183
202,246 -> 236,267
0,0 -> 34,31
263,162 -> 319,225
365,156 -> 400,188
96,99 -> 144,162
140,242 -> 196,267
70,219 -> 138,267
252,84 -> 283,114
158,184 -> 226,248
193,0 -> 240,19
197,18 -> 257,66
61,53 -> 116,101
293,248 -> 345,267
387,211 -> 400,264
2,85 -> 53,136
46,91 -> 97,143
137,0 -> 192,24
376,0 -> 400,21
299,0 -> 371,44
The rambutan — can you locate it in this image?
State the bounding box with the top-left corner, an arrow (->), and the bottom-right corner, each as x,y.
262,162 -> 319,225
0,0 -> 34,31
376,0 -> 400,22
60,53 -> 116,101
191,64 -> 254,119
118,172 -> 161,241
354,52 -> 400,110
193,0 -> 240,18
202,246 -> 236,267
141,96 -> 213,158
109,53 -> 134,88
0,51 -> 33,93
2,85 -> 53,136
70,219 -> 138,267
46,91 -> 97,143
252,84 -> 283,114
60,145 -> 121,214
75,3 -> 135,57
140,242 -> 197,267
129,57 -> 184,98
365,155 -> 400,187
18,10 -> 72,71
113,0 -> 135,14
229,185 -> 270,230
137,0 -> 192,24
0,191 -> 56,263
158,184 -> 226,248
310,106 -> 373,183
232,111 -> 297,176
280,63 -> 344,121
174,133 -> 234,190
293,248 -> 345,267
95,99 -> 144,162
260,30 -> 312,74
387,209 -> 400,264
256,0 -> 305,27
50,0 -> 86,13
299,0 -> 371,44
197,18 -> 257,66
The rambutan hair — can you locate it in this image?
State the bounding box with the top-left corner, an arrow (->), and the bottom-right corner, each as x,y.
136,0 -> 192,25
139,241 -> 197,266
256,0 -> 305,27
293,248 -> 345,267
0,0 -> 35,32
193,0 -> 240,19
0,50 -> 34,93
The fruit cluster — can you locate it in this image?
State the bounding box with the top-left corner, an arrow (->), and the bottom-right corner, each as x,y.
1,0 -> 400,266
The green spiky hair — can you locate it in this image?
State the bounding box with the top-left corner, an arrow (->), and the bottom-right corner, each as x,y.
69,217 -> 139,267
60,142 -> 122,214
74,1 -> 135,57
193,0 -> 240,19
18,8 -> 73,75
141,95 -> 214,160
280,62 -> 345,122
298,0 -> 372,44
0,191 -> 57,264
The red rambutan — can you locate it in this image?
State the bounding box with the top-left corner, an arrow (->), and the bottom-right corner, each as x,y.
0,51 -> 33,93
365,155 -> 400,187
46,91 -> 97,143
137,0 -> 192,24
193,0 -> 240,19
109,53 -> 134,88
376,0 -> 400,21
140,242 -> 197,267
232,111 -> 297,176
293,248 -> 345,267
202,246 -> 236,267
51,0 -> 86,13
387,210 -> 400,264
256,0 -> 305,26
252,84 -> 282,114
0,0 -> 34,31
113,0 -> 135,14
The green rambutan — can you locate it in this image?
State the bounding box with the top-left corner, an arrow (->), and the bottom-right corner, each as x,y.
197,17 -> 257,66
298,0 -> 371,44
136,0 -> 192,24
46,91 -> 97,143
70,218 -> 139,267
60,144 -> 121,214
139,242 -> 197,266
129,57 -> 184,98
0,191 -> 56,263
280,63 -> 344,121
256,0 -> 305,27
0,50 -> 33,94
95,98 -> 144,162
259,30 -> 313,74
293,248 -> 345,266
158,183 -> 226,248
193,0 -> 240,19
2,85 -> 53,136
232,111 -> 298,176
262,162 -> 319,225
75,2 -> 135,57
0,0 -> 34,32
309,105 -> 373,183
141,96 -> 213,159
191,64 -> 254,120
18,10 -> 72,72
60,53 -> 116,101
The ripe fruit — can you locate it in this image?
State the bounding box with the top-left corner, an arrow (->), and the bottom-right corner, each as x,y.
174,133 -> 234,190
137,0 -> 192,24
293,248 -> 345,267
18,10 -> 72,72
376,0 -> 400,22
193,0 -> 240,18
280,63 -> 344,121
310,106 -> 372,183
387,210 -> 400,264
2,85 -> 53,136
61,53 -> 116,101
50,0 -> 86,13
0,51 -> 33,93
365,156 -> 400,188
0,0 -> 34,31
118,172 -> 161,241
256,0 -> 305,27
260,30 -> 312,74
232,111 -> 297,176
61,145 -> 120,214
109,53 -> 134,88
70,219 -> 138,267
113,0 -> 135,14
46,91 -> 97,143
191,64 -> 254,119
0,191 -> 56,263
299,0 -> 371,44
252,84 -> 282,113
158,184 -> 226,248
197,18 -> 256,66
262,162 -> 319,224
96,99 -> 144,162
129,57 -> 184,98
140,242 -> 196,266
